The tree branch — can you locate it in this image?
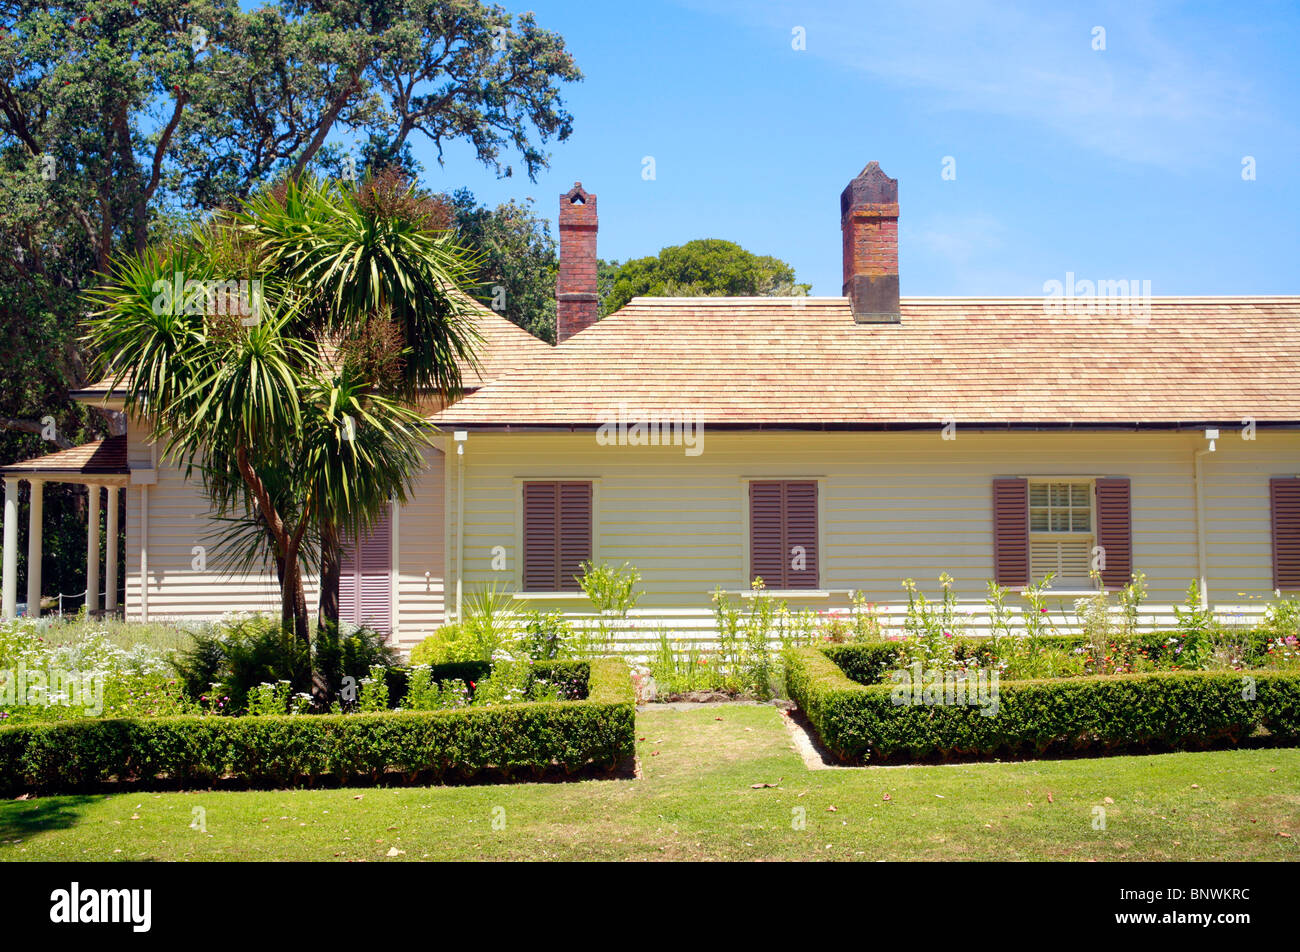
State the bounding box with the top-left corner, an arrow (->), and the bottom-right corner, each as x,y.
0,417 -> 75,450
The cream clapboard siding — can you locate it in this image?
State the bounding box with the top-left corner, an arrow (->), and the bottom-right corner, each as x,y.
122,419 -> 448,643
447,429 -> 1300,650
392,443 -> 446,650
123,418 -> 317,621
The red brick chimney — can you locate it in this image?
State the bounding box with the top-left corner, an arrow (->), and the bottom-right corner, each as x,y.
556,182 -> 598,343
840,162 -> 900,323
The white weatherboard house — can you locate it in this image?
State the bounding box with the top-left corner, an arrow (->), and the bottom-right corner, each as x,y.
4,163 -> 1300,653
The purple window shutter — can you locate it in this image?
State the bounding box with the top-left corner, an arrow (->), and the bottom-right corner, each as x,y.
339,507 -> 393,635
523,481 -> 591,591
749,481 -> 785,587
1270,477 -> 1300,591
557,481 -> 592,592
992,478 -> 1030,586
1095,477 -> 1133,589
523,482 -> 560,591
784,481 -> 819,590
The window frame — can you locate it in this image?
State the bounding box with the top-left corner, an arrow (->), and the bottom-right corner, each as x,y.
1027,477 -> 1097,588
516,479 -> 596,594
743,477 -> 823,592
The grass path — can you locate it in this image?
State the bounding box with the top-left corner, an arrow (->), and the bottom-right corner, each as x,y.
1,705 -> 1297,861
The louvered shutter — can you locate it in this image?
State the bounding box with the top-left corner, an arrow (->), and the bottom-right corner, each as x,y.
523,481 -> 592,591
1095,477 -> 1132,589
339,506 -> 392,634
749,481 -> 786,587
1270,477 -> 1300,591
992,478 -> 1030,586
523,482 -> 560,590
784,481 -> 819,589
749,480 -> 819,589
557,481 -> 592,591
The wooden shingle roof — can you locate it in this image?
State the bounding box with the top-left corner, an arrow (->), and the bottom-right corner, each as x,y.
433,296 -> 1300,428
0,435 -> 129,476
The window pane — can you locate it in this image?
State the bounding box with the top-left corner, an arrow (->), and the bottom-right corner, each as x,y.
1071,509 -> 1090,531
1050,484 -> 1068,507
1071,484 -> 1089,507
1030,509 -> 1049,531
1051,510 -> 1069,531
1029,484 -> 1048,506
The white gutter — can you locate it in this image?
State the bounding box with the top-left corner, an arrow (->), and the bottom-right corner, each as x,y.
454,430 -> 467,623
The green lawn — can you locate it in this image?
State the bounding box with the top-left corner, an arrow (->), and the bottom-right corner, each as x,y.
1,704 -> 1297,861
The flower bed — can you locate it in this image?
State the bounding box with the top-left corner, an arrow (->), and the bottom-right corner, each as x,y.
0,657 -> 635,793
785,646 -> 1300,764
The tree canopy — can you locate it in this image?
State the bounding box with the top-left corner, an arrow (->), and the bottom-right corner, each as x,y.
600,239 -> 810,317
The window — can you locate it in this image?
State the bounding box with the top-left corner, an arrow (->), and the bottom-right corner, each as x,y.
522,481 -> 592,591
1028,480 -> 1094,587
749,480 -> 819,589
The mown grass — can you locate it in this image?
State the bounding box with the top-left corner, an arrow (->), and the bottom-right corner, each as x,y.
0,705 -> 1296,861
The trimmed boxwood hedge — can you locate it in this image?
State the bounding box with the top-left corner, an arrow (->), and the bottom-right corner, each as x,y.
821,629 -> 1287,687
786,647 -> 1300,763
0,658 -> 634,794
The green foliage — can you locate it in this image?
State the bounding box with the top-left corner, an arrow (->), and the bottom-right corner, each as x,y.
172,614 -> 394,713
786,646 -> 1300,763
577,561 -> 642,651
447,189 -> 557,342
0,659 -> 634,794
600,239 -> 811,316
173,615 -> 307,713
518,611 -> 575,661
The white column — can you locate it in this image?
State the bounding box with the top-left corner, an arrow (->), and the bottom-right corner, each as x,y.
86,484 -> 101,614
105,487 -> 118,613
26,479 -> 42,617
2,477 -> 18,619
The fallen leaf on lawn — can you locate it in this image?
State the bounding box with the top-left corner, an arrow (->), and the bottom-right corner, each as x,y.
1280,832 -> 1293,838
1047,793 -> 1054,804
386,847 -> 405,856
353,795 -> 363,800
750,779 -> 782,789
882,793 -> 891,802
826,805 -> 837,812
1103,797 -> 1114,804
1191,784 -> 1200,789
650,750 -> 660,756
714,717 -> 722,721
13,794 -> 29,801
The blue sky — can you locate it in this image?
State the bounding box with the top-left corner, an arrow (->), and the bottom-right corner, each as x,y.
403,0 -> 1299,296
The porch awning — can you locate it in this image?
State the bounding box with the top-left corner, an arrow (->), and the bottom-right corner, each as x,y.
0,435 -> 128,479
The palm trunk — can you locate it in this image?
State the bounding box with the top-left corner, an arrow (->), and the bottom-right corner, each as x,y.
319,523 -> 342,634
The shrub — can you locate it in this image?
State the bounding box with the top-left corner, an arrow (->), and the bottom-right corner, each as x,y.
0,658 -> 635,793
786,646 -> 1300,763
172,615 -> 396,712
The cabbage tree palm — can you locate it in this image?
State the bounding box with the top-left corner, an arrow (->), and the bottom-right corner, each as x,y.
86,171 -> 483,690
231,172 -> 482,636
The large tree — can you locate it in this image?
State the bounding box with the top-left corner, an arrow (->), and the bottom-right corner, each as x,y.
600,239 -> 810,317
447,188 -> 557,342
0,0 -> 579,604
